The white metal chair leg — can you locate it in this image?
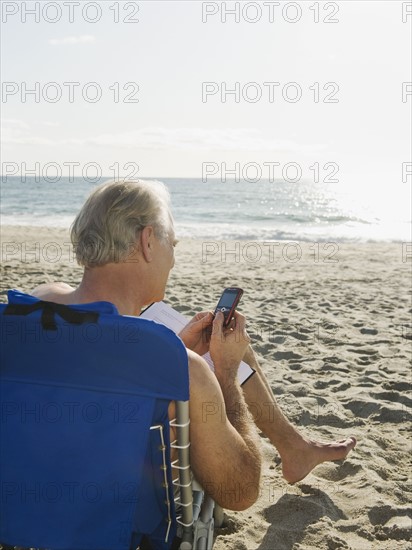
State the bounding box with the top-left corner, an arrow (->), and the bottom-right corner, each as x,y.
171,401 -> 193,549
193,495 -> 215,550
172,403 -> 223,550
213,505 -> 225,528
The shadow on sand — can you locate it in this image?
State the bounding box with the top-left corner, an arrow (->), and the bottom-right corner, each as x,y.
257,485 -> 347,550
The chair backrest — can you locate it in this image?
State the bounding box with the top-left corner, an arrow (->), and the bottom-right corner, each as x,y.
0,290 -> 189,550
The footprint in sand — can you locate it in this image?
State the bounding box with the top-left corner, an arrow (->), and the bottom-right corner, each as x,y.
289,331 -> 311,341
372,406 -> 411,424
273,351 -> 303,361
342,399 -> 381,418
312,461 -> 363,482
383,380 -> 411,392
360,327 -> 379,335
370,391 -> 412,408
368,505 -> 411,541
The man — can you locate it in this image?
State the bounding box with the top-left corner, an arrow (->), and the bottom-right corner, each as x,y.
32,179 -> 356,511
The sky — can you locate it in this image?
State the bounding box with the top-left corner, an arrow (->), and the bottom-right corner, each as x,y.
1,0 -> 411,191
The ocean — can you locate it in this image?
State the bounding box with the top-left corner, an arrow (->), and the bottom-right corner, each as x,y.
1,177 -> 410,243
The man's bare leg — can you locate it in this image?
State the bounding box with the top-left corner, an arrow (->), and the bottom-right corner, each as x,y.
241,346 -> 357,483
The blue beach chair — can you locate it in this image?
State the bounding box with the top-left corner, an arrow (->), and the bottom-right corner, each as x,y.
0,290 -> 220,550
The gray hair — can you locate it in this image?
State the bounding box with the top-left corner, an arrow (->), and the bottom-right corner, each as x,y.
70,179 -> 173,267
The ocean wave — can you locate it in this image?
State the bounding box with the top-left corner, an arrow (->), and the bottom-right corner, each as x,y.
174,221 -> 410,243
1,177 -> 410,243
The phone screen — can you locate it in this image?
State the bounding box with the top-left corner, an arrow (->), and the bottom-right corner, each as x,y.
214,288 -> 243,326
216,289 -> 239,309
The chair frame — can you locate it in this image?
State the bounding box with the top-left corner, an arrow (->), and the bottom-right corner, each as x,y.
171,402 -> 224,550
0,292 -> 222,550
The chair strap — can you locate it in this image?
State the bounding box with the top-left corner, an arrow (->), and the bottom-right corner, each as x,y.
3,301 -> 99,331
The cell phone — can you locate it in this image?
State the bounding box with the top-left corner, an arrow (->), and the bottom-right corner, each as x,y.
214,287 -> 243,328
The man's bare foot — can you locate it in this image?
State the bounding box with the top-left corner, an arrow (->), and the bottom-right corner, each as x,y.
280,436 -> 357,484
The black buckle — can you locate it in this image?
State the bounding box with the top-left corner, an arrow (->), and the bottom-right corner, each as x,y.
4,301 -> 99,331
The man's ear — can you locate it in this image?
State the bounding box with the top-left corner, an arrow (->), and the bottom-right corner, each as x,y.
140,226 -> 155,262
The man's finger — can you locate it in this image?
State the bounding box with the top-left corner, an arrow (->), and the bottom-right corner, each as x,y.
212,311 -> 224,337
232,312 -> 246,332
225,316 -> 236,330
195,311 -> 213,322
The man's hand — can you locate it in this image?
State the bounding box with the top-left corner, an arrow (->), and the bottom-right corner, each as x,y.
178,311 -> 213,356
209,311 -> 250,379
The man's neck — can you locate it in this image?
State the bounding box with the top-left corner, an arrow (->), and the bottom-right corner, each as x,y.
74,265 -> 147,316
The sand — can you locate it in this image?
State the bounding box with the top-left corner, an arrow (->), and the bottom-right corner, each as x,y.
1,225 -> 411,549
